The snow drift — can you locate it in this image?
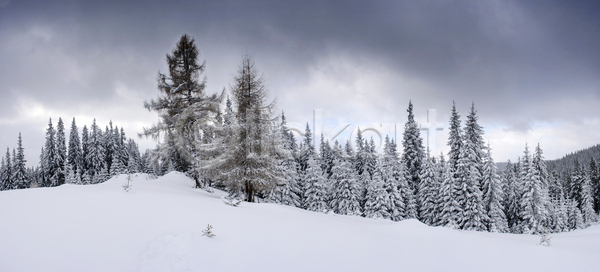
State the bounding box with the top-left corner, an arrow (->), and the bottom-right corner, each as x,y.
0,172 -> 598,272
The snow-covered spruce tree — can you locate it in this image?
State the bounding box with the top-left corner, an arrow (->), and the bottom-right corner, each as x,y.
481,144 -> 508,232
110,150 -> 126,176
504,160 -> 522,232
126,139 -> 142,173
0,154 -> 8,190
88,119 -> 106,183
319,134 -> 335,179
81,125 -> 90,179
269,112 -> 301,206
438,102 -> 463,228
304,156 -> 329,212
580,171 -> 598,226
455,144 -> 488,231
43,118 -> 57,187
280,112 -> 298,154
431,153 -> 447,226
116,127 -> 129,173
569,159 -> 584,210
65,164 -> 77,184
101,124 -> 113,176
446,102 -> 462,170
55,117 -> 67,186
438,165 -> 460,228
330,158 -> 362,216
343,139 -> 353,161
566,198 -> 584,230
275,158 -> 302,207
199,55 -> 283,202
402,165 -> 419,219
588,158 -> 600,214
454,103 -> 488,231
551,193 -> 569,232
297,123 -> 315,173
67,118 -> 83,181
417,156 -> 439,225
382,136 -> 404,221
463,103 -> 486,191
141,34 -> 223,183
353,127 -> 366,176
401,101 -> 425,206
365,138 -> 377,177
356,164 -> 371,216
12,133 -> 28,189
520,143 -> 550,234
364,163 -> 391,219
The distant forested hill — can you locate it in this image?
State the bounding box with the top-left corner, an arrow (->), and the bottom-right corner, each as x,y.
495,144 -> 600,173
546,144 -> 600,174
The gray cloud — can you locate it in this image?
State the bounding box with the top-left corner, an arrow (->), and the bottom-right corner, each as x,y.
1,0 -> 599,165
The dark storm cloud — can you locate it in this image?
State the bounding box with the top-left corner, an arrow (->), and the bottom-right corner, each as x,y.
1,0 -> 599,163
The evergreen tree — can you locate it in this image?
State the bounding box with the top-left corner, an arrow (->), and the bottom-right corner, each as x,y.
481,144 -> 507,232
455,144 -> 488,231
364,164 -> 391,219
298,123 -> 314,172
304,156 -> 328,212
551,194 -> 568,232
1,149 -> 11,190
43,118 -> 57,187
88,119 -> 105,182
126,139 -> 142,173
431,153 -> 447,226
55,117 -> 67,186
566,199 -> 584,230
65,164 -> 77,184
102,124 -> 114,174
12,133 -> 28,189
438,165 -> 460,228
330,158 -> 361,216
463,103 -> 486,190
580,171 -> 598,225
365,138 -> 377,177
569,158 -> 584,210
520,143 -> 550,234
454,103 -> 488,231
81,125 -> 90,178
401,101 -> 425,198
280,111 -> 297,154
277,158 -> 302,208
382,138 -> 404,221
447,102 -> 462,174
357,169 -> 370,216
0,155 -> 7,190
319,135 -> 335,179
439,101 -> 464,229
110,150 -> 126,176
417,156 -> 439,225
67,118 -> 83,180
588,158 -> 600,213
504,160 -> 521,232
353,128 -> 366,176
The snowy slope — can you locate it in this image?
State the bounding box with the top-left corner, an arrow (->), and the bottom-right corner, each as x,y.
0,172 -> 598,272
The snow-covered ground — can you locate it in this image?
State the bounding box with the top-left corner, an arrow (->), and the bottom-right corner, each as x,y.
1,172 -> 598,272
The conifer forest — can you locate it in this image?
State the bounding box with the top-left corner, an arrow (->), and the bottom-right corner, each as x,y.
2,35 -> 598,236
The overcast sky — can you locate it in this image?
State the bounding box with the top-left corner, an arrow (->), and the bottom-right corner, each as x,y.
1,0 -> 599,167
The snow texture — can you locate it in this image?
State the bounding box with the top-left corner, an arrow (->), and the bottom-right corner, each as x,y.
0,172 -> 599,272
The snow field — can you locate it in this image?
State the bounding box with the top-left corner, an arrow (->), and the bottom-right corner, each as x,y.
0,172 -> 598,272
